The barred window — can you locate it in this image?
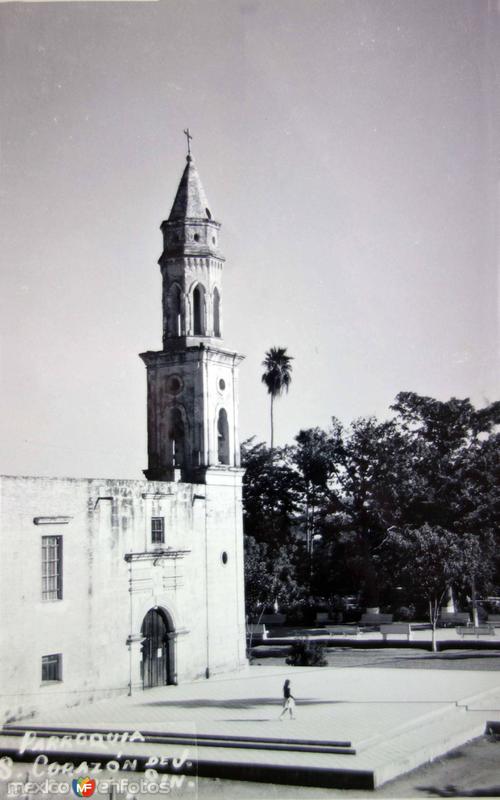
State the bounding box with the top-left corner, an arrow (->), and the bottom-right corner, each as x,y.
42,653 -> 62,682
151,517 -> 165,544
42,536 -> 63,600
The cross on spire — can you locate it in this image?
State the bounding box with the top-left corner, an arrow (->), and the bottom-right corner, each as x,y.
183,128 -> 193,157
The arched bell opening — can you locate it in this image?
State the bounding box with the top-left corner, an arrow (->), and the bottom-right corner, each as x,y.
217,408 -> 230,466
168,407 -> 187,469
167,283 -> 182,337
192,284 -> 206,335
213,288 -> 221,337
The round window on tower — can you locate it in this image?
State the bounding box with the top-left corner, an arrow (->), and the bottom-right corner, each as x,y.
221,551 -> 228,566
194,233 -> 200,242
166,375 -> 183,395
218,378 -> 226,392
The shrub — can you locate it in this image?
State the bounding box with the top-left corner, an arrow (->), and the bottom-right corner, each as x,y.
286,639 -> 327,667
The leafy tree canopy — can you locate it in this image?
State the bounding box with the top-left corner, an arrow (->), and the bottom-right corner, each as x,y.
241,393 -> 500,620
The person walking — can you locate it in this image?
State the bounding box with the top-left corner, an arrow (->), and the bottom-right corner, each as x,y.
279,679 -> 296,720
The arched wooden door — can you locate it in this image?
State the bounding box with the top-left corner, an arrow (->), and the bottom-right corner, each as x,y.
141,608 -> 174,688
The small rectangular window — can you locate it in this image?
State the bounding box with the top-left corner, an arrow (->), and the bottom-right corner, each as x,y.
42,653 -> 62,682
42,536 -> 63,600
151,517 -> 165,544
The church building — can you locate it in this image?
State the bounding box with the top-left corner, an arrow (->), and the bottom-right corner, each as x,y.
0,148 -> 247,724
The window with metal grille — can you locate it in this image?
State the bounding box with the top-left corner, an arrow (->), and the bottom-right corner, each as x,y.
42,653 -> 62,682
42,536 -> 63,600
151,517 -> 165,544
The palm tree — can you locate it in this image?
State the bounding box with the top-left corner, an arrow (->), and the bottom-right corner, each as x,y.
261,347 -> 293,449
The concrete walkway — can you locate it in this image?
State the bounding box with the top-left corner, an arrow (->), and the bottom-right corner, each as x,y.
3,664 -> 500,789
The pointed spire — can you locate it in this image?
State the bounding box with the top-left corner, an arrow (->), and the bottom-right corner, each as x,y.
168,155 -> 213,222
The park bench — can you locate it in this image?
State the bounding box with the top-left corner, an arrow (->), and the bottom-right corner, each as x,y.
486,614 -> 500,626
359,613 -> 393,627
379,623 -> 412,641
456,624 -> 495,638
439,612 -> 470,627
247,624 -> 268,640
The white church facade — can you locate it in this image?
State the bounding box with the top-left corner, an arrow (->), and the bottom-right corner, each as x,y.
0,151 -> 247,724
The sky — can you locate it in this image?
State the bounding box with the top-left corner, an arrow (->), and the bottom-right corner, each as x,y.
0,0 -> 499,480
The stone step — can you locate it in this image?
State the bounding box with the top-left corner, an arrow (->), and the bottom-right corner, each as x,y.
0,713 -> 493,792
367,707 -> 489,787
1,725 -> 355,755
0,735 -> 371,791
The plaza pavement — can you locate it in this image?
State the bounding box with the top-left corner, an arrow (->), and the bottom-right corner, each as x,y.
2,663 -> 500,789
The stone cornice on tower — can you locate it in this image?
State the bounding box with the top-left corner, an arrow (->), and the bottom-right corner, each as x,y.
139,345 -> 245,368
159,248 -> 225,266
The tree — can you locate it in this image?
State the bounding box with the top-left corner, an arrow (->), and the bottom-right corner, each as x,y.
244,535 -> 304,622
242,440 -> 309,627
318,416 -> 412,608
261,347 -> 293,449
389,393 -> 500,610
390,393 -> 500,454
385,523 -> 494,651
244,536 -> 271,619
244,533 -> 305,656
291,428 -> 338,593
456,432 -> 500,600
241,438 -> 298,552
388,394 -> 500,534
294,427 -> 338,543
241,392 -> 500,626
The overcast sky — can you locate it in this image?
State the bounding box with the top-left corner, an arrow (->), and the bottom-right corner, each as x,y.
1,0 -> 499,479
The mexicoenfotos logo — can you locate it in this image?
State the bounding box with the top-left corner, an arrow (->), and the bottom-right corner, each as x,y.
72,777 -> 96,797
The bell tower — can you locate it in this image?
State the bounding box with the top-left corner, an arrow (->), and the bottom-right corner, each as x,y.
140,139 -> 244,483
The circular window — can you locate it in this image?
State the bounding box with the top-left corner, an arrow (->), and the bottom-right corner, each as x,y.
194,233 -> 200,242
221,551 -> 228,565
167,375 -> 183,395
218,378 -> 226,392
